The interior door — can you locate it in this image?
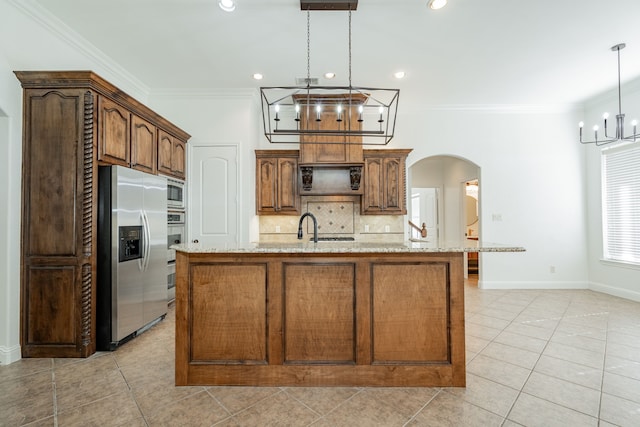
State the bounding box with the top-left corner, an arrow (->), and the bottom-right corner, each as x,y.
188,145 -> 238,245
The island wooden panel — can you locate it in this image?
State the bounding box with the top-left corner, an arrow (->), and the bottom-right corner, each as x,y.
175,251 -> 465,387
283,263 -> 355,364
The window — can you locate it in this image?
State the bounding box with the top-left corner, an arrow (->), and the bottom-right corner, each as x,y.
602,142 -> 640,265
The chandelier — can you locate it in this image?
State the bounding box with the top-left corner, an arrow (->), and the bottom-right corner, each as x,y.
579,43 -> 639,145
260,0 -> 399,145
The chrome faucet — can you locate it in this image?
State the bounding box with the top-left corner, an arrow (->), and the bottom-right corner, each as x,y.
297,212 -> 318,243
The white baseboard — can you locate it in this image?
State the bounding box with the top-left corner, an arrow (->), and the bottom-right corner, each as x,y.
589,281 -> 640,303
0,344 -> 21,365
478,280 -> 589,290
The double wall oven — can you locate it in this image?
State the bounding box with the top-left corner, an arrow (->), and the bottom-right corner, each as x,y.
167,178 -> 185,302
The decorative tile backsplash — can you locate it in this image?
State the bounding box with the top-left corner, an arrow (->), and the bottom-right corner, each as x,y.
258,196 -> 405,243
306,201 -> 354,234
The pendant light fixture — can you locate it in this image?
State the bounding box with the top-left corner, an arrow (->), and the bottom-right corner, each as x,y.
260,0 -> 400,145
579,43 -> 639,146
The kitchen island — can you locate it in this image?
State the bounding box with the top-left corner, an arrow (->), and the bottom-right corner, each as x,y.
173,241 -> 524,387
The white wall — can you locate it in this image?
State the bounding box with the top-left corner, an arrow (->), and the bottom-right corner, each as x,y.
0,53 -> 22,364
583,79 -> 640,302
402,107 -> 589,290
147,92 -> 261,244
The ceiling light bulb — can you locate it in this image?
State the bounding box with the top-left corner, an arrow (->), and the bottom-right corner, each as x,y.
274,104 -> 280,112
593,125 -> 599,131
603,112 -> 610,119
394,71 -> 406,79
252,73 -> 263,80
428,0 -> 447,10
337,105 -> 342,113
632,119 -> 638,126
324,72 -> 336,79
578,121 -> 584,128
219,0 -> 235,12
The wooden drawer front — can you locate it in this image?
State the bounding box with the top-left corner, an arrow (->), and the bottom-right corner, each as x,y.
190,264 -> 268,363
372,262 -> 449,363
283,263 -> 356,364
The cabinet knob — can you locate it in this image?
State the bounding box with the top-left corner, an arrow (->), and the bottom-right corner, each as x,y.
193,239 -> 199,243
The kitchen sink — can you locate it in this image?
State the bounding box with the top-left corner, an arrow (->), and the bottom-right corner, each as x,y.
311,237 -> 355,242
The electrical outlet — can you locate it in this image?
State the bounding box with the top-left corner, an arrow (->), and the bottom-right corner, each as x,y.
549,265 -> 556,274
384,225 -> 390,233
364,224 -> 370,232
492,214 -> 502,222
275,225 -> 281,233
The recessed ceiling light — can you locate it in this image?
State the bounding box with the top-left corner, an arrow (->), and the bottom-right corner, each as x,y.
394,71 -> 406,79
252,73 -> 263,80
219,0 -> 235,12
324,72 -> 336,79
428,0 -> 447,10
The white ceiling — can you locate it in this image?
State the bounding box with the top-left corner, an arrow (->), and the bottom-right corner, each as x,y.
29,0 -> 640,108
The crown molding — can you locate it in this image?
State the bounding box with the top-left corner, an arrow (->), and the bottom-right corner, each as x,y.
7,0 -> 150,98
403,103 -> 582,115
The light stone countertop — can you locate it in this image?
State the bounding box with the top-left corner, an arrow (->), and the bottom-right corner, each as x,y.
172,239 -> 525,254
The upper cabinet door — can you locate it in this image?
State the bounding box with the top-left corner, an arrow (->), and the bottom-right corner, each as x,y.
98,97 -> 130,166
131,114 -> 157,174
158,129 -> 186,180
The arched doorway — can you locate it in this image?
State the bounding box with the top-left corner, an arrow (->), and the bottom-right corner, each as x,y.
408,155 -> 481,279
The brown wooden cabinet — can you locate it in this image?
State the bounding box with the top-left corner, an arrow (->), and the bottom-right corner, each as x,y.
98,96 -> 130,166
131,114 -> 157,174
15,71 -> 190,358
255,150 -> 299,215
98,99 -> 159,175
362,149 -> 411,215
158,130 -> 186,180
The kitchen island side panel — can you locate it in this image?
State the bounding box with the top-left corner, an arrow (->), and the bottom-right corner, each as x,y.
175,251 -> 466,387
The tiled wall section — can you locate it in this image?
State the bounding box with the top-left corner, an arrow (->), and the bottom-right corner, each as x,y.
258,196 -> 405,243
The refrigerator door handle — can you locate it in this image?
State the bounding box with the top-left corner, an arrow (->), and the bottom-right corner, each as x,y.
142,210 -> 151,271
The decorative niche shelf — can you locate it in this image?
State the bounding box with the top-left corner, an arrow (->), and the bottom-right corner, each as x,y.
299,163 -> 363,195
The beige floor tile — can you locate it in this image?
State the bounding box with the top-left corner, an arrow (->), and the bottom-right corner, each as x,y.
443,373 -> 519,417
407,390 -> 504,427
534,355 -> 602,390
522,371 -> 601,417
466,313 -> 511,330
216,391 -> 319,426
503,322 -> 554,341
0,371 -> 54,426
0,358 -> 52,381
358,387 -> 440,419
56,390 -> 143,427
55,360 -> 130,413
605,355 -> 640,381
466,354 -> 531,390
603,372 -> 640,404
283,387 -> 362,415
465,335 -> 490,353
549,331 -> 606,354
607,330 -> 640,349
599,393 -> 640,426
479,342 -> 540,370
207,386 -> 283,415
553,321 -> 607,341
131,377 -> 206,418
465,322 -> 502,341
507,393 -> 598,427
542,342 -> 605,369
146,389 -> 230,426
478,306 -> 521,321
607,342 -> 640,363
493,331 -> 547,354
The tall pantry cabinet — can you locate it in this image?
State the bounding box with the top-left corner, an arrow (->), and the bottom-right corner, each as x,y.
16,71 -> 190,358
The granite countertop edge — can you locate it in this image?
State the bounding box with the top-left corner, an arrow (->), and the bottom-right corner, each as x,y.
172,241 -> 526,254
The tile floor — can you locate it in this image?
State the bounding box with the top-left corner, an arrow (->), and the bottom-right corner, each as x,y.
2,278 -> 640,426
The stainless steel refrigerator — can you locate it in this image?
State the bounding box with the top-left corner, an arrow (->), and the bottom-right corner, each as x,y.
97,166 -> 168,350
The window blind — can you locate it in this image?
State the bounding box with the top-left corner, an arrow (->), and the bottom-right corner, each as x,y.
602,143 -> 640,264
